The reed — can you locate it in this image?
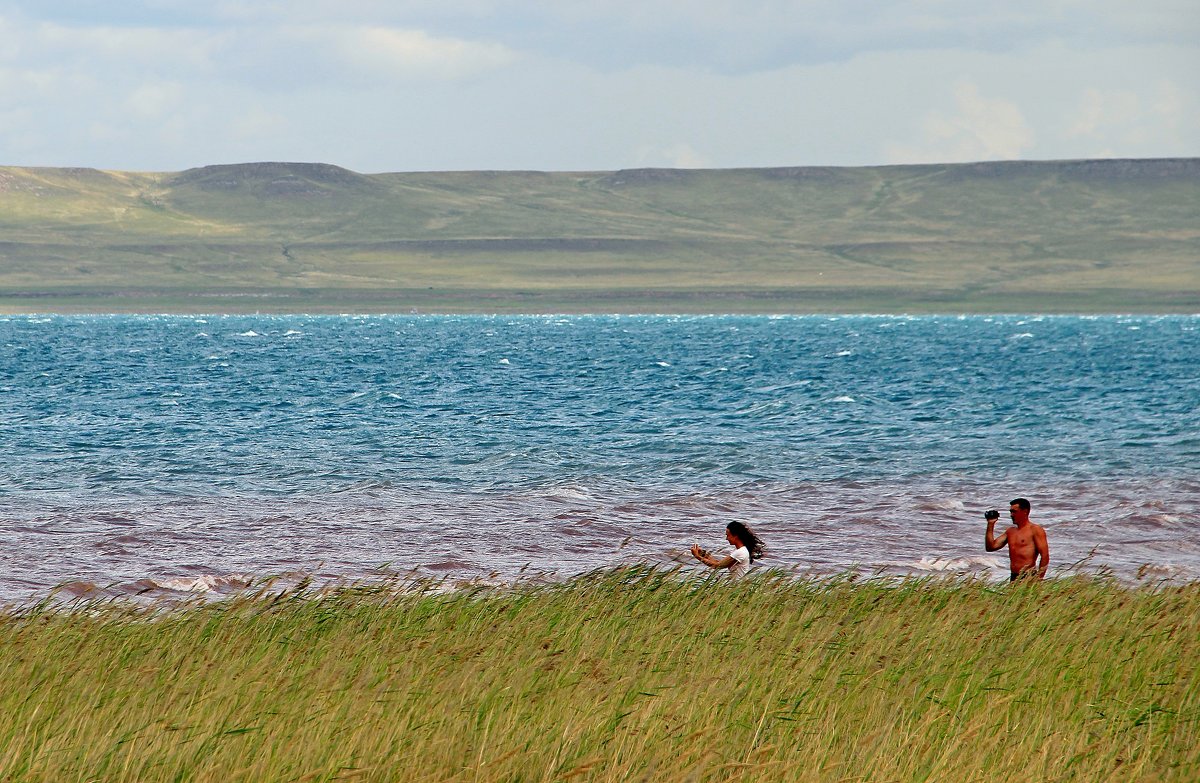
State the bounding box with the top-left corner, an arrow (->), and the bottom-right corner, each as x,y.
1,569 -> 1196,782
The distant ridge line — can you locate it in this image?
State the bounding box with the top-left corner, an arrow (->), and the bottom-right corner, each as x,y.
8,156 -> 1192,179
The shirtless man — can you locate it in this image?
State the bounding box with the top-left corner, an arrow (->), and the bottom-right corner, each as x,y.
985,497 -> 1050,580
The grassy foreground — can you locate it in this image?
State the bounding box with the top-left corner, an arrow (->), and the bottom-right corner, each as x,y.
1,569 -> 1197,782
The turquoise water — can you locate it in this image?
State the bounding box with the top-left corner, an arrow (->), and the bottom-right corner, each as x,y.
1,314 -> 1197,599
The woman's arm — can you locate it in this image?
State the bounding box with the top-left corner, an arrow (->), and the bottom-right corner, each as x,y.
690,544 -> 735,569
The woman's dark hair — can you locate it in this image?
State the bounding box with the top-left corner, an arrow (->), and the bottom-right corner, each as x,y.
726,521 -> 765,562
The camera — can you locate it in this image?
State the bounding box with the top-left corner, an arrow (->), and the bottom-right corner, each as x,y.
984,509 -> 1000,520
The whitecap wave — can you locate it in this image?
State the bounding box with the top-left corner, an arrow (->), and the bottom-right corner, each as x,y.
151,574 -> 253,593
1136,563 -> 1186,580
904,556 -> 999,573
531,485 -> 593,502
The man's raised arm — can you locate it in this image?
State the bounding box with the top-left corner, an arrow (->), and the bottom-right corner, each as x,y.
985,514 -> 1007,551
979,518 -> 1008,550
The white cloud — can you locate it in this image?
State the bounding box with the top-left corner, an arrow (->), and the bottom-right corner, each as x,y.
123,81 -> 186,120
0,65 -> 61,98
0,4 -> 1195,171
203,0 -> 1200,73
231,106 -> 290,141
1068,88 -> 1141,139
1150,79 -> 1189,144
27,20 -> 225,72
0,11 -> 514,91
1062,79 -> 1198,156
0,104 -> 37,155
323,25 -> 518,80
664,143 -> 710,168
635,142 -> 711,168
1152,80 -> 1184,119
86,121 -> 125,145
6,2 -> 1199,75
885,82 -> 1034,163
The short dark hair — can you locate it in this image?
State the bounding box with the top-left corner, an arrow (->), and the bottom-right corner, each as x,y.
1009,497 -> 1031,511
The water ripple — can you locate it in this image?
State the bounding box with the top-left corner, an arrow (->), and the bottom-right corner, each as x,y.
0,315 -> 1197,600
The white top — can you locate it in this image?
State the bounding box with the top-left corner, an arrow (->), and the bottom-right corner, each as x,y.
728,546 -> 751,578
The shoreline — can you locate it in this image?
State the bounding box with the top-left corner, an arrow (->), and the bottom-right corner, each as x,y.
7,565 -> 1198,616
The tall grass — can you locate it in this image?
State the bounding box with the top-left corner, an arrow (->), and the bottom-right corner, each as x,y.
1,568 -> 1196,782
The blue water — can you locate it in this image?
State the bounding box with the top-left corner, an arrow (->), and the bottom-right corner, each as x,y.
1,314 -> 1197,600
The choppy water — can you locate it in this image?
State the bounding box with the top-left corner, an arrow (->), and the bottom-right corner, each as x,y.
1,314 -> 1197,602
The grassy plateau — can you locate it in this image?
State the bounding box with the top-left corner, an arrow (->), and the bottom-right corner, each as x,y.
2,568 -> 1196,781
1,158 -> 1197,313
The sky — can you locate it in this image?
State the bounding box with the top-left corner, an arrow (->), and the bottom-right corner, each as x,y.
1,1 -> 1197,172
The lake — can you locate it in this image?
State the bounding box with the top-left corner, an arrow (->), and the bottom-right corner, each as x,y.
1,314 -> 1197,602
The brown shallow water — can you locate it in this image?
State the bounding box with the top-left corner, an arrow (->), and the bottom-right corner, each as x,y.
3,476 -> 1197,605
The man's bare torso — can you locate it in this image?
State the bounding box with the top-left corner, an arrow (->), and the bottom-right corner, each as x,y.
1006,523 -> 1046,576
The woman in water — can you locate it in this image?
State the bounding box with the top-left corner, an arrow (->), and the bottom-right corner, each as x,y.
690,521 -> 765,578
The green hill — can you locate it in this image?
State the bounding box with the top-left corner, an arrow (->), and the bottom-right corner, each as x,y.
1,158 -> 1197,313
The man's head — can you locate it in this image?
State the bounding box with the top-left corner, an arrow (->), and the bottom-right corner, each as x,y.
1009,497 -> 1031,524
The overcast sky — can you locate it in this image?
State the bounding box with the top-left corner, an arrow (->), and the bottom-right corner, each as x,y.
1,1 -> 1197,172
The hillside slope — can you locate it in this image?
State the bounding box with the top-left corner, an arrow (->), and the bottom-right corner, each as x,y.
0,159 -> 1196,312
